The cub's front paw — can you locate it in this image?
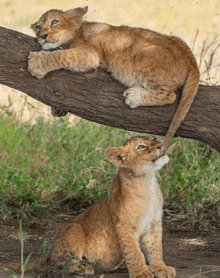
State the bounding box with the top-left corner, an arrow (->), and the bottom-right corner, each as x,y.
28,51 -> 48,79
150,265 -> 176,278
134,270 -> 154,278
123,86 -> 143,108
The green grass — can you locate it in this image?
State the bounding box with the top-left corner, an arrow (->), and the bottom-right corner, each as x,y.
0,115 -> 131,222
159,140 -> 220,211
0,114 -> 219,224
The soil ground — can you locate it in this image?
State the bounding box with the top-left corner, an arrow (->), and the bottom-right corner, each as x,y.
0,210 -> 220,278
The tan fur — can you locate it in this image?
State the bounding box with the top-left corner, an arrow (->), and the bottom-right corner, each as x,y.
45,136 -> 175,277
28,7 -> 200,153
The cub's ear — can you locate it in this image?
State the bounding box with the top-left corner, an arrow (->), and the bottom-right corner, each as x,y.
31,22 -> 38,32
104,147 -> 127,167
65,6 -> 88,20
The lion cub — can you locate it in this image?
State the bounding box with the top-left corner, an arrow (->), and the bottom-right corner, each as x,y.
28,7 -> 200,153
49,136 -> 175,278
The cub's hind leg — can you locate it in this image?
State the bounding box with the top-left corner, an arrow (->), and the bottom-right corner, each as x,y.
123,85 -> 176,108
51,223 -> 94,275
141,221 -> 176,278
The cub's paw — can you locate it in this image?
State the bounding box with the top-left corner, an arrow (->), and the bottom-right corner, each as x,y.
135,270 -> 154,278
68,258 -> 94,276
150,265 -> 176,278
123,86 -> 143,108
28,51 -> 48,79
69,262 -> 94,276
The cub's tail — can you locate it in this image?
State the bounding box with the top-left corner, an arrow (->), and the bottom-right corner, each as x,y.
161,66 -> 200,153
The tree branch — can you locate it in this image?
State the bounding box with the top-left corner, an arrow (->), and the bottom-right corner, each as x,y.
0,26 -> 220,152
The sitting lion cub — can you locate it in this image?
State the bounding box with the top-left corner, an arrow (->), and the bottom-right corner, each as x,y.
48,136 -> 175,278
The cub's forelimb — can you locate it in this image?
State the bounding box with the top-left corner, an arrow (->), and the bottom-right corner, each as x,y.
115,222 -> 154,278
28,47 -> 100,79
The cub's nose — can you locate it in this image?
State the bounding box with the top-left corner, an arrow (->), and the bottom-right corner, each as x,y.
40,34 -> 48,40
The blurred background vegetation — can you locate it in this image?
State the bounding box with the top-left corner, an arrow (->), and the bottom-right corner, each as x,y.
0,0 -> 219,228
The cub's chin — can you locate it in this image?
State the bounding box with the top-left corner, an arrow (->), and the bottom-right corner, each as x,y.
153,155 -> 169,169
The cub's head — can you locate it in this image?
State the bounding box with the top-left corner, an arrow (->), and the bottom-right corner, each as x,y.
31,6 -> 88,50
105,136 -> 169,175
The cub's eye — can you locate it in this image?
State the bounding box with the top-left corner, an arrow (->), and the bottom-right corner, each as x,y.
51,20 -> 59,26
137,145 -> 146,151
35,24 -> 41,30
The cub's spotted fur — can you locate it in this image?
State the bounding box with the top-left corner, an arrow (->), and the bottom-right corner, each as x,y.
28,7 -> 200,153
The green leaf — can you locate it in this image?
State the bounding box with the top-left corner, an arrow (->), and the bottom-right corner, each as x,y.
19,221 -> 24,245
23,252 -> 33,271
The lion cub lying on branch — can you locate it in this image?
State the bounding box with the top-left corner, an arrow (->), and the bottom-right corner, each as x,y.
45,136 -> 175,278
28,6 -> 199,153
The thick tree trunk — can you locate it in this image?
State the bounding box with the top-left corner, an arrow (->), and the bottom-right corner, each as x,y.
0,26 -> 220,152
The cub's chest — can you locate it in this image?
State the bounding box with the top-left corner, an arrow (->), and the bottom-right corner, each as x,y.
138,200 -> 161,235
136,182 -> 162,235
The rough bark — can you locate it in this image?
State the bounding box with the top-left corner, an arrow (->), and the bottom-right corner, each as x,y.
0,26 -> 220,152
